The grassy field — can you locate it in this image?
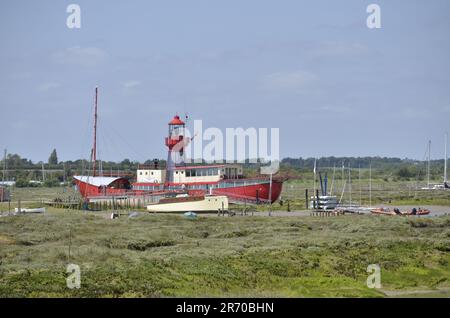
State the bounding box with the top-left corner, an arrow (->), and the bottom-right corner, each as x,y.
0,184 -> 449,298
0,208 -> 449,298
2,177 -> 450,212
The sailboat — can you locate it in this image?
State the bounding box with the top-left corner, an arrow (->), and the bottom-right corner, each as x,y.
421,134 -> 449,190
421,140 -> 433,190
309,161 -> 338,210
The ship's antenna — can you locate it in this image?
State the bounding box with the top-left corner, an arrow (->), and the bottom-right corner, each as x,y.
92,87 -> 98,177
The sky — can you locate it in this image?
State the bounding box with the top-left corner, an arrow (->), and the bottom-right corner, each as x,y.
0,0 -> 449,163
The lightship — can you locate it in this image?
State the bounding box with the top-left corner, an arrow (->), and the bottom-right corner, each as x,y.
74,89 -> 283,204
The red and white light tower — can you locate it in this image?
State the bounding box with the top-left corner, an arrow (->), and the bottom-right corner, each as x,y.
165,115 -> 186,184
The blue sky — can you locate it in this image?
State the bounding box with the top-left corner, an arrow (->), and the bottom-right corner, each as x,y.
0,0 -> 449,162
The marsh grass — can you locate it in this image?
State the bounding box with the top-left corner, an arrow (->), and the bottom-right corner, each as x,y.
0,208 -> 449,297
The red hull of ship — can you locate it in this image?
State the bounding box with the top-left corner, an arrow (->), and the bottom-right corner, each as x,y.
211,180 -> 283,204
75,178 -> 283,204
74,179 -> 129,198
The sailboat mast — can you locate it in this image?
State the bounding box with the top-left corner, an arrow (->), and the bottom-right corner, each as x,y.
427,140 -> 431,188
369,163 -> 372,207
329,164 -> 336,195
2,148 -> 6,183
348,163 -> 352,206
359,164 -> 361,206
313,158 -> 316,202
92,87 -> 98,177
445,132 -> 448,184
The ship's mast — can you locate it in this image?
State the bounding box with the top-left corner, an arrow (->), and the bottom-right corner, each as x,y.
92,87 -> 98,177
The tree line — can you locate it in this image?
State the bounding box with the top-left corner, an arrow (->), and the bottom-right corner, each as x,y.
1,151 -> 447,186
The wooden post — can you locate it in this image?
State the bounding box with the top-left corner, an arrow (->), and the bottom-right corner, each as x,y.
18,200 -> 21,213
305,189 -> 308,209
68,227 -> 72,263
316,189 -> 320,211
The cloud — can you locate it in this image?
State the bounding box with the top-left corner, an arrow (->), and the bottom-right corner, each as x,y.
309,41 -> 370,59
401,107 -> 432,119
122,80 -> 142,92
262,70 -> 318,93
37,82 -> 60,92
10,71 -> 32,81
123,80 -> 141,90
53,46 -> 107,66
10,119 -> 27,130
317,105 -> 351,114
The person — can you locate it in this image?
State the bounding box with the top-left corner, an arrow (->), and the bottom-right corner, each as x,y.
394,208 -> 401,215
411,208 -> 417,215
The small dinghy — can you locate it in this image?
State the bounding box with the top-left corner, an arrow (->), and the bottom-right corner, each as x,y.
183,211 -> 197,219
14,207 -> 46,213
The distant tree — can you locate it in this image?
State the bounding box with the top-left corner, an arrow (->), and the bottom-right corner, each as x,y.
48,149 -> 58,165
44,178 -> 59,187
396,167 -> 414,179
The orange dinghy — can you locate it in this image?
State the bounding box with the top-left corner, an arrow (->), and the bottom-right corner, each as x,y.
407,208 -> 431,216
371,207 -> 431,216
371,208 -> 397,216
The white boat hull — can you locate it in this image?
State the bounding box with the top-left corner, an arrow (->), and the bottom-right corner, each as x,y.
310,195 -> 338,210
147,196 -> 228,213
15,207 -> 45,213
